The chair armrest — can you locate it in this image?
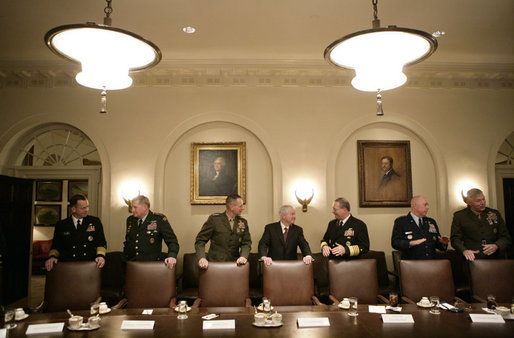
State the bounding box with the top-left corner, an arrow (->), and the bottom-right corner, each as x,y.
328,294 -> 340,305
32,300 -> 45,313
191,298 -> 202,308
312,296 -> 324,306
377,295 -> 389,304
112,298 -> 128,309
402,296 -> 416,304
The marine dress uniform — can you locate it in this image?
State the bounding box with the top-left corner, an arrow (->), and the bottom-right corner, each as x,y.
391,213 -> 447,259
195,212 -> 252,262
123,210 -> 179,261
451,206 -> 511,259
49,215 -> 107,261
320,215 -> 370,259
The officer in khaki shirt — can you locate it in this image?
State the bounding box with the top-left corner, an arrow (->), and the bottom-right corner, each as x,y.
195,193 -> 252,269
123,195 -> 179,269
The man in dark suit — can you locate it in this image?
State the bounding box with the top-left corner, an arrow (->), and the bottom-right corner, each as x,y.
451,188 -> 511,261
258,205 -> 312,265
123,195 -> 179,269
195,193 -> 252,269
45,194 -> 107,271
321,197 -> 369,259
379,155 -> 401,189
199,156 -> 236,196
391,196 -> 449,259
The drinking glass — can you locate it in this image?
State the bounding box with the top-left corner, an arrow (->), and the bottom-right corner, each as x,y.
177,300 -> 188,320
487,295 -> 497,310
348,297 -> 358,316
389,292 -> 398,307
4,309 -> 17,329
429,296 -> 440,315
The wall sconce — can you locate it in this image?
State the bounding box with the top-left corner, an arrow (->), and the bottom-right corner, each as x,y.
294,182 -> 315,212
456,180 -> 479,205
121,181 -> 142,212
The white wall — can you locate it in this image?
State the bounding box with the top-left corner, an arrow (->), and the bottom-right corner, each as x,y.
0,84 -> 512,269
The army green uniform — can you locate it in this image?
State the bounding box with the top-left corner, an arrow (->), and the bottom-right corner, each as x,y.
451,206 -> 511,259
195,212 -> 252,262
123,211 -> 179,261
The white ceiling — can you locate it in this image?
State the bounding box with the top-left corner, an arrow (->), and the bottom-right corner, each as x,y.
1,0 -> 513,67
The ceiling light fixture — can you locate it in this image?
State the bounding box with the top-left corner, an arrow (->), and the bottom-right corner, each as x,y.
44,0 -> 161,113
324,0 -> 438,115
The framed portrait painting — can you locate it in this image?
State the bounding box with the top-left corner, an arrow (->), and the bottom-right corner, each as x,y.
357,140 -> 412,207
191,142 -> 246,204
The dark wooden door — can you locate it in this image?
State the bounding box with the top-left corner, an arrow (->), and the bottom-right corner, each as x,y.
0,175 -> 33,305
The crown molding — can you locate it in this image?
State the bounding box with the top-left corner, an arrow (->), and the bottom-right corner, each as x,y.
0,60 -> 512,90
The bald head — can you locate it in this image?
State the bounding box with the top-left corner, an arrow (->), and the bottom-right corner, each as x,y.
411,195 -> 429,218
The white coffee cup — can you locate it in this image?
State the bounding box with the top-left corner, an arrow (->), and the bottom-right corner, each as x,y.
88,316 -> 101,328
254,313 -> 266,325
340,298 -> 350,309
271,312 -> 282,325
14,308 -> 25,320
420,297 -> 430,305
68,315 -> 83,329
99,302 -> 109,313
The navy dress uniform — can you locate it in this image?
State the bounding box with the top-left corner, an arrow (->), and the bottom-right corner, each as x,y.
320,216 -> 370,259
451,206 -> 511,259
123,211 -> 179,261
195,212 -> 252,262
49,215 -> 107,261
391,213 -> 447,259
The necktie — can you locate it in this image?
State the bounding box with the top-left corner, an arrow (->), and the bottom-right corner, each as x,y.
229,218 -> 235,231
283,227 -> 288,242
339,220 -> 344,227
138,219 -> 142,228
76,219 -> 81,229
418,218 -> 423,227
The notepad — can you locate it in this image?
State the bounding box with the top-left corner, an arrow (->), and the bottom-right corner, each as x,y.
142,309 -> 153,314
381,314 -> 414,323
469,314 -> 505,323
203,320 -> 235,330
26,323 -> 64,335
369,305 -> 386,313
297,317 -> 330,328
0,328 -> 6,338
121,320 -> 155,330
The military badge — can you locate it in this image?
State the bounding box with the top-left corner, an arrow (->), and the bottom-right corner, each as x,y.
88,236 -> 93,241
86,225 -> 95,232
433,236 -> 436,241
149,238 -> 155,244
428,223 -> 437,233
493,228 -> 497,233
344,228 -> 354,237
147,221 -> 157,231
237,220 -> 246,233
486,211 -> 497,224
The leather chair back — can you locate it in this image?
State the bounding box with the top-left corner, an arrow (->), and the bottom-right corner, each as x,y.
100,251 -> 125,304
182,253 -> 199,290
198,262 -> 249,307
361,251 -> 391,294
44,261 -> 101,312
469,259 -> 514,303
262,260 -> 314,306
328,259 -> 378,304
400,259 -> 455,303
125,261 -> 176,308
312,253 -> 329,297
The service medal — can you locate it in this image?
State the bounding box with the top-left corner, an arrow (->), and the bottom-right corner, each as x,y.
88,236 -> 93,241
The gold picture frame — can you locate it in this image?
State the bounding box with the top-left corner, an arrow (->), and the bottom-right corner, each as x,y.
191,142 -> 246,204
357,140 -> 412,207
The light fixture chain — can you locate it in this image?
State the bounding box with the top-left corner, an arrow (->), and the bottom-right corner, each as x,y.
372,0 -> 378,21
104,0 -> 113,18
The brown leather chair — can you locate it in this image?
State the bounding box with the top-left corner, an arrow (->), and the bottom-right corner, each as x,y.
361,250 -> 398,296
193,262 -> 251,307
115,261 -> 177,308
43,261 -> 101,312
177,253 -> 199,304
400,259 -> 459,304
469,259 -> 514,303
100,251 -> 125,307
328,259 -> 387,305
262,260 -> 319,306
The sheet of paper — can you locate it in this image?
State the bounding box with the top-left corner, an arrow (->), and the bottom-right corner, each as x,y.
469,314 -> 505,323
381,314 -> 414,323
0,328 -> 6,338
202,320 -> 235,330
142,309 -> 153,314
26,323 -> 64,335
369,305 -> 386,313
120,320 -> 155,330
297,317 -> 330,328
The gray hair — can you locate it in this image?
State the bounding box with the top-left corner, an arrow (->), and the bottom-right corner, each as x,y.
279,205 -> 294,217
335,197 -> 350,211
214,157 -> 226,166
466,188 -> 483,199
132,195 -> 150,208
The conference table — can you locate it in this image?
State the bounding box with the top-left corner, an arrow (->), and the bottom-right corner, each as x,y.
8,303 -> 513,337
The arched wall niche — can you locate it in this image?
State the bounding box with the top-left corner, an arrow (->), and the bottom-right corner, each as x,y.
160,119 -> 274,267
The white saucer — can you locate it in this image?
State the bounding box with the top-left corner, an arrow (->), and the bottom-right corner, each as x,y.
252,321 -> 282,327
257,304 -> 274,311
416,302 -> 432,308
67,323 -> 100,331
338,303 -> 350,310
15,313 -> 29,321
174,306 -> 191,312
99,308 -> 111,314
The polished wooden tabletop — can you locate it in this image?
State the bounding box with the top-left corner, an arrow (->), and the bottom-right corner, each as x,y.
7,303 -> 513,337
